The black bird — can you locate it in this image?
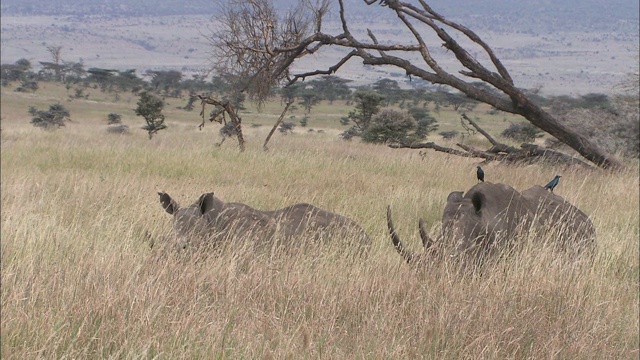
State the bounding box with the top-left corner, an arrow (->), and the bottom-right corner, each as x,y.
476,166 -> 485,182
544,175 -> 561,192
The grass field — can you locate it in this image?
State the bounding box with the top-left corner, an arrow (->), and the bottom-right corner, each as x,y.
1,83 -> 638,358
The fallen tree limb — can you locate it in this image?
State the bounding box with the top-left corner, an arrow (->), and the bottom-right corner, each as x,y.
390,114 -> 595,169
388,142 -> 476,157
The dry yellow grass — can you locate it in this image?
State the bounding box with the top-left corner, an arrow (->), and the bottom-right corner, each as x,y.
1,84 -> 638,359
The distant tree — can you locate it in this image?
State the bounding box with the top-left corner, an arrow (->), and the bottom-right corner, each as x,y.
344,90 -> 385,132
501,122 -> 544,143
179,74 -> 218,96
146,70 -> 183,96
280,83 -> 305,104
307,76 -> 352,103
446,92 -> 473,111
73,88 -> 86,99
1,58 -> 33,83
214,121 -> 240,147
113,69 -> 146,94
106,111 -> 129,134
38,46 -> 83,83
15,80 -> 38,93
373,78 -> 402,106
298,89 -> 319,114
86,68 -> 118,92
107,113 -> 122,125
45,45 -> 64,81
552,104 -> 639,159
210,75 -> 232,95
29,103 -> 71,129
407,107 -> 439,138
340,126 -> 360,141
63,61 -> 86,82
224,92 -> 246,111
439,130 -> 459,140
135,91 -> 167,139
362,109 -> 419,144
278,121 -> 295,134
183,95 -> 197,111
578,93 -> 613,112
299,116 -> 308,127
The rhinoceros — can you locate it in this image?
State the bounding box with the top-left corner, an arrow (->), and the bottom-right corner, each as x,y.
387,182 -> 595,265
159,192 -> 371,253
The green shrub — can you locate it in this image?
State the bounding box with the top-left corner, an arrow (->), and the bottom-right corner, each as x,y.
135,91 -> 167,139
501,122 -> 543,143
29,103 -> 71,129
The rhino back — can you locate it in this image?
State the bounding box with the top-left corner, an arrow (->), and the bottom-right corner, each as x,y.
270,203 -> 371,247
521,186 -> 596,247
204,202 -> 277,241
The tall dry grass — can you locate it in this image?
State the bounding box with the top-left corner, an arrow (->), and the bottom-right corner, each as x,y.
1,85 -> 638,359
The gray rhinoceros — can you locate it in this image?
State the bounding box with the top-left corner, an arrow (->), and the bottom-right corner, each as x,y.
159,192 -> 371,253
387,182 -> 595,265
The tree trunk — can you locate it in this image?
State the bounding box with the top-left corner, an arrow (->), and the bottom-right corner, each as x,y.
511,92 -> 622,169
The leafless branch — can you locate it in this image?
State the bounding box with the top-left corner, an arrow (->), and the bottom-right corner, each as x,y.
197,95 -> 245,151
263,98 -> 295,151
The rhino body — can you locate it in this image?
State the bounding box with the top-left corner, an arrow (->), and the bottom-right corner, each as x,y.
388,182 -> 595,264
159,192 -> 371,253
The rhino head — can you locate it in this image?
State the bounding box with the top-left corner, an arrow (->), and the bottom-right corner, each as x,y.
387,182 -> 538,266
158,192 -> 224,250
441,183 -> 535,256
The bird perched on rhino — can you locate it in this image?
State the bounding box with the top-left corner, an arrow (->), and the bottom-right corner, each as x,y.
544,175 -> 561,192
476,165 -> 485,182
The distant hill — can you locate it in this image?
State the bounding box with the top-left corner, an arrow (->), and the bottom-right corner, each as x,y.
1,0 -> 637,95
2,0 -> 637,34
0,0 -> 217,17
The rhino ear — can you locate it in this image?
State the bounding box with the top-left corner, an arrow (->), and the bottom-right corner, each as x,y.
196,192 -> 216,215
159,192 -> 179,215
471,192 -> 485,213
447,191 -> 464,203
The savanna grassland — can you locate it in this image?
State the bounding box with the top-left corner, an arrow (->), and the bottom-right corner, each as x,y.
1,83 -> 638,359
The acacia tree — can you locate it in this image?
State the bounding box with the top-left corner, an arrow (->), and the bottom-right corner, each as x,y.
135,91 -> 167,139
204,0 -> 326,150
210,0 -> 622,169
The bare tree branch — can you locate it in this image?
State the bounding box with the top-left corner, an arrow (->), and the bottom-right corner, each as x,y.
208,0 -> 623,169
197,95 -> 245,151
460,113 -> 500,147
263,98 -> 295,151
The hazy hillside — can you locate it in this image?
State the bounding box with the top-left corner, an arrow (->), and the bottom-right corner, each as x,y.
1,0 -> 638,95
0,0 -> 217,17
2,0 -> 638,34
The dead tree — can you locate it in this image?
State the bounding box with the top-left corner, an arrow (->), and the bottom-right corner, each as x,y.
197,95 -> 245,151
211,0 -> 623,169
204,0 -> 324,150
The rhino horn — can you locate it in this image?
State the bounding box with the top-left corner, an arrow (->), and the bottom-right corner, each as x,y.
387,205 -> 415,264
418,218 -> 434,250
